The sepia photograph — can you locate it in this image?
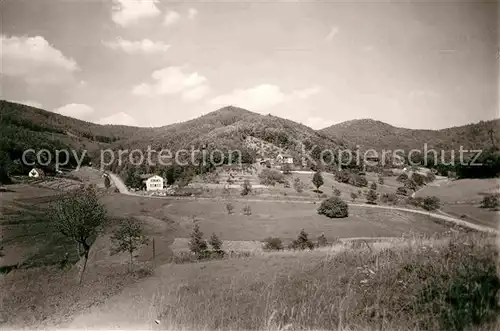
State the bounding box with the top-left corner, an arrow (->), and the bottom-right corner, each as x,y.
0,0 -> 499,330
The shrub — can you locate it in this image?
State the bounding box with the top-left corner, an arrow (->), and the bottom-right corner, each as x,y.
411,173 -> 426,186
422,196 -> 440,211
348,174 -> 368,187
289,229 -> 314,250
380,193 -> 399,204
259,169 -> 285,186
480,194 -> 500,209
316,234 -> 328,247
350,192 -> 358,202
293,177 -> 305,193
333,188 -> 341,197
335,169 -> 351,183
317,197 -> 349,218
370,182 -> 377,190
404,179 -> 418,191
366,189 -> 378,204
426,172 -> 436,183
242,205 -> 252,216
225,202 -> 234,215
397,173 -> 408,182
240,179 -> 252,196
263,237 -> 283,251
312,171 -> 324,191
282,163 -> 292,175
397,186 -> 409,196
378,177 -> 384,185
188,224 -> 208,258
209,233 -> 225,258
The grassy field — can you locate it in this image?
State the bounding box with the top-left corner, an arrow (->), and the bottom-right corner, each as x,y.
47,233 -> 499,331
100,194 -> 454,243
415,178 -> 499,228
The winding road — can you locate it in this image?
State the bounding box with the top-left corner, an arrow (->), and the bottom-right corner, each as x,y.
108,172 -> 498,234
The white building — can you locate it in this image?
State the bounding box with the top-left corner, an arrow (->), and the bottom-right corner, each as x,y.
276,153 -> 293,164
142,174 -> 164,191
29,168 -> 44,178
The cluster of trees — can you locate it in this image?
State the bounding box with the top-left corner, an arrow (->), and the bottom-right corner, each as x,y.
263,230 -> 335,251
188,225 -> 225,260
334,169 -> 368,188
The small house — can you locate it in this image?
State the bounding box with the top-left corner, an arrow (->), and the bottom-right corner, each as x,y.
276,153 -> 293,164
29,168 -> 44,178
140,174 -> 164,191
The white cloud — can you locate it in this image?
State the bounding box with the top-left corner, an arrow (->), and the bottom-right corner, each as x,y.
182,85 -> 210,101
132,66 -> 209,99
53,103 -> 94,120
1,35 -> 79,85
98,112 -> 138,126
103,38 -> 170,54
325,26 -> 339,42
111,0 -> 160,27
188,8 -> 198,20
293,86 -> 322,99
163,10 -> 180,26
210,84 -> 321,112
8,100 -> 43,108
210,85 -> 285,111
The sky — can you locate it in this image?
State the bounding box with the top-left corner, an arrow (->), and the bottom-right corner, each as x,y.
1,0 -> 498,130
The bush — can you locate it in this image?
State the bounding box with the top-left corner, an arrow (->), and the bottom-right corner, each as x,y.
259,169 -> 285,186
350,192 -> 358,202
316,234 -> 328,247
426,172 -> 436,182
366,189 -> 378,205
397,186 -> 410,196
422,196 -> 440,211
370,182 -> 377,190
411,173 -> 426,186
240,179 -> 252,196
263,237 -> 283,251
380,193 -> 399,204
397,173 -> 408,182
404,179 -> 418,191
225,202 -> 234,215
335,169 -> 351,183
242,205 -> 252,216
378,177 -> 384,185
480,194 -> 500,209
282,163 -> 292,175
289,229 -> 314,250
317,197 -> 349,218
312,171 -> 324,191
333,188 -> 341,197
348,174 -> 368,188
293,177 -> 305,193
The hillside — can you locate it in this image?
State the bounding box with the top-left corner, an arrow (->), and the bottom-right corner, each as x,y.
0,102 -> 345,178
112,106 -> 346,163
320,118 -> 500,152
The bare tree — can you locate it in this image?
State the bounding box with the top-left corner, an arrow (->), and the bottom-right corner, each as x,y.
52,186 -> 106,283
111,218 -> 149,272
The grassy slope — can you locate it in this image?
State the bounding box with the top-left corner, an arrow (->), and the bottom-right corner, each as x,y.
415,178 -> 499,227
48,233 -> 499,331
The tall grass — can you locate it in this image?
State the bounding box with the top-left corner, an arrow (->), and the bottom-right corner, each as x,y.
157,233 -> 499,331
